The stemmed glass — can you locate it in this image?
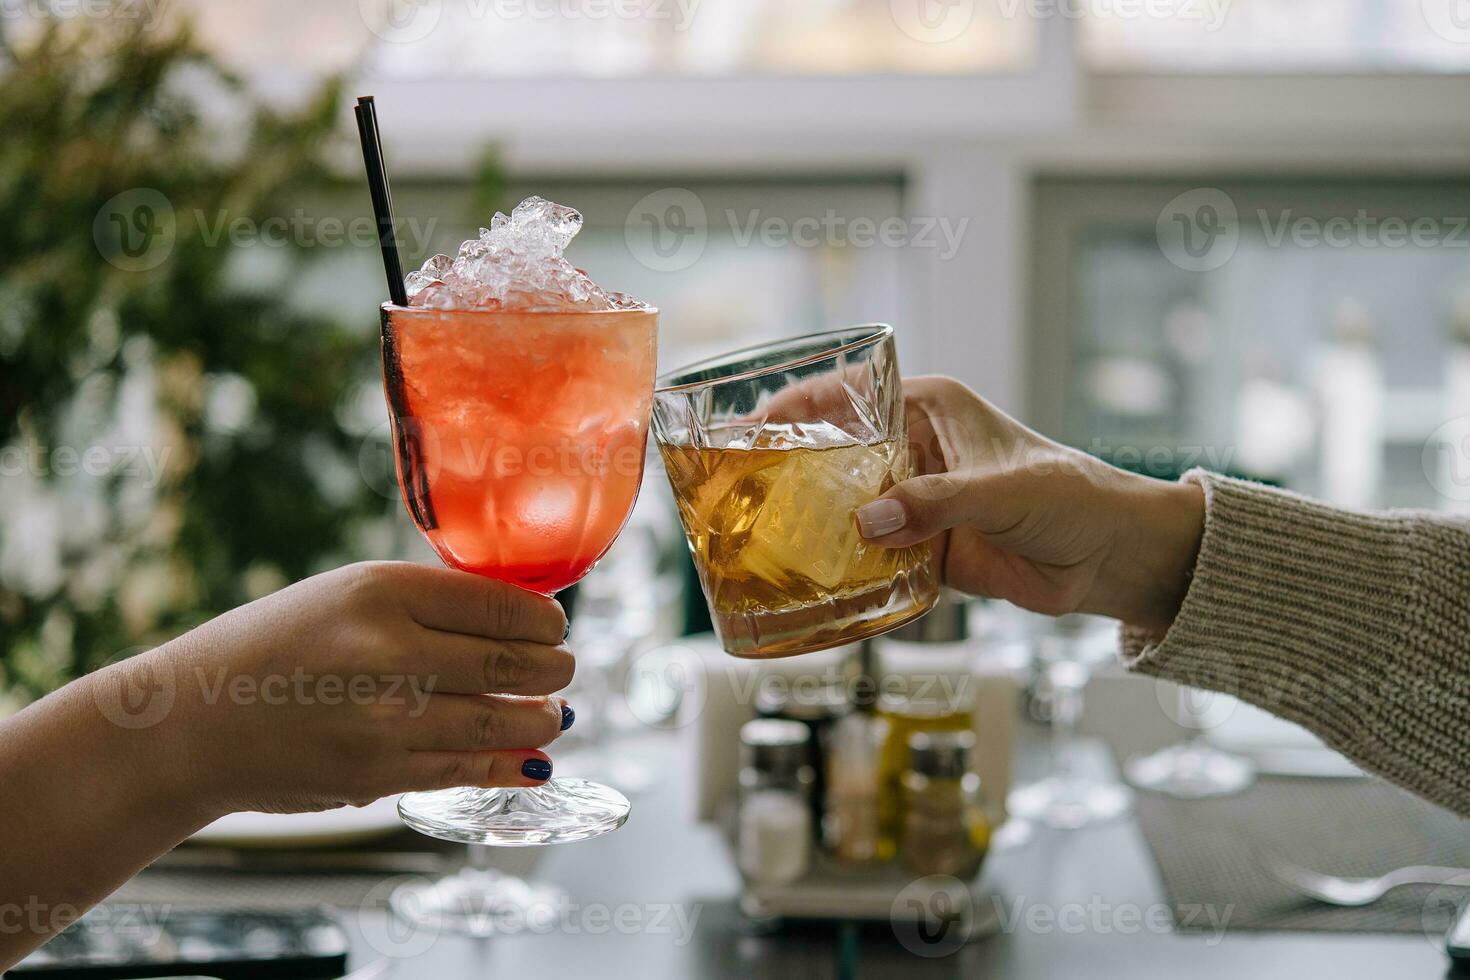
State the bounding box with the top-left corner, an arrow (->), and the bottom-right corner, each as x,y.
1124,688 -> 1257,798
379,302 -> 657,930
1006,614 -> 1133,830
554,506 -> 683,793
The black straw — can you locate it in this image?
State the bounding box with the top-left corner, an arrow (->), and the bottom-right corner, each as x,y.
353,95 -> 409,307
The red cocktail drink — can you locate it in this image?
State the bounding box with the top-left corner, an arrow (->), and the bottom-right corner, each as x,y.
382,306 -> 657,595
381,196 -> 655,849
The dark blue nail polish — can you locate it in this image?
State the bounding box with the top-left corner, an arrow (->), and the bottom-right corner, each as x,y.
563,620 -> 572,641
522,758 -> 552,781
560,704 -> 575,731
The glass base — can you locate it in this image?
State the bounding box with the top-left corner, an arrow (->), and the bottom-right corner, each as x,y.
1007,776 -> 1133,830
398,778 -> 631,846
555,746 -> 661,796
1125,742 -> 1257,799
390,866 -> 560,938
717,565 -> 941,659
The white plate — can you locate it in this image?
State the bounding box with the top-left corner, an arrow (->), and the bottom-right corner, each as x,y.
189,796 -> 405,849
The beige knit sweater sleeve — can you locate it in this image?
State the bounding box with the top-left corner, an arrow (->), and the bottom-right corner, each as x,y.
1120,469 -> 1470,815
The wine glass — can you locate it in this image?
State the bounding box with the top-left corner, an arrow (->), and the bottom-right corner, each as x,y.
1124,687 -> 1257,798
1006,615 -> 1133,830
379,302 -> 657,931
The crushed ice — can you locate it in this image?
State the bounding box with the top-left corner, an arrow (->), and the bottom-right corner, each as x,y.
404,196 -> 649,312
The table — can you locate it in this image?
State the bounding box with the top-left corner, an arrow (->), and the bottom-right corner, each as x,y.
329,690 -> 1446,979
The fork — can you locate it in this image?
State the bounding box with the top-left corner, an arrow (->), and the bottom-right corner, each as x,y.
1267,857 -> 1470,907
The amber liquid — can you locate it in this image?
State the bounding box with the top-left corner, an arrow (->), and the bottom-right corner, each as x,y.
661,424 -> 939,657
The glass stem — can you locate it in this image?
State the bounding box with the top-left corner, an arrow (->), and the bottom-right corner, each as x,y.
467,844 -> 493,873
1048,667 -> 1084,783
583,642 -> 617,751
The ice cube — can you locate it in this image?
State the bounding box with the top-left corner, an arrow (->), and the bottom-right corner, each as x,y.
404,270 -> 439,300
739,444 -> 892,592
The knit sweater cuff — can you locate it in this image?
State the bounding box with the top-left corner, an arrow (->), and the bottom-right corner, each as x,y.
1120,469 -> 1470,813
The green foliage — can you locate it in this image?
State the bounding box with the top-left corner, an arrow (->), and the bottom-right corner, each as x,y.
0,17 -> 389,704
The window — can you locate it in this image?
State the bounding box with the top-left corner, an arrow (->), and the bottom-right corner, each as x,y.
166,0 -> 1037,78
1033,178 -> 1470,511
1083,0 -> 1470,73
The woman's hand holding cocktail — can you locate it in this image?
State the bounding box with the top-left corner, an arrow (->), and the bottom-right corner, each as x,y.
128,560 -> 576,817
856,377 -> 1205,634
0,561 -> 576,969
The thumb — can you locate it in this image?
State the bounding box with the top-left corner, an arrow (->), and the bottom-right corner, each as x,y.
856,472 -> 978,548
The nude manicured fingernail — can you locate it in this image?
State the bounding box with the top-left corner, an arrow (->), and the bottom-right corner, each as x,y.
856,499 -> 907,538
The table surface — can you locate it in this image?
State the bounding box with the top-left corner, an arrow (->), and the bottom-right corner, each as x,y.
334,682 -> 1450,980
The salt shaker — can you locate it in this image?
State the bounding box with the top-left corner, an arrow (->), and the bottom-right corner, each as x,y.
737,718 -> 814,886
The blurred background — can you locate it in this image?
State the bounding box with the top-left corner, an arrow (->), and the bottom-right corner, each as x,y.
4,0 -> 1470,703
